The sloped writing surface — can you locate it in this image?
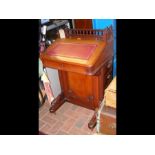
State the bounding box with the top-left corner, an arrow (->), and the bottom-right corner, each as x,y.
46,42 -> 97,60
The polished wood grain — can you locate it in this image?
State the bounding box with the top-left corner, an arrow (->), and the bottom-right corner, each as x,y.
40,27 -> 113,114
40,39 -> 110,75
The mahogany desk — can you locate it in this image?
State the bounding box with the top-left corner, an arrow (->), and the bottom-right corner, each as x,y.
40,27 -> 113,129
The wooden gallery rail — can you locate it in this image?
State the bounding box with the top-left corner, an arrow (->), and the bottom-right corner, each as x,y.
40,26 -> 113,130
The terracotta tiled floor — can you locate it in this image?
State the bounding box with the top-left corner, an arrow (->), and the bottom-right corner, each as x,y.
39,100 -> 97,135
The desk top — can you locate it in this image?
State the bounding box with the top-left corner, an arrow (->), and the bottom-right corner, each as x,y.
40,38 -> 112,75
41,38 -> 106,66
46,42 -> 97,60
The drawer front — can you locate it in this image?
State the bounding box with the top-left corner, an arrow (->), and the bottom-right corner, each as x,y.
100,114 -> 116,135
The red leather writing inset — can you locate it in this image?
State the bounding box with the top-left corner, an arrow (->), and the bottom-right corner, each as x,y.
46,43 -> 97,60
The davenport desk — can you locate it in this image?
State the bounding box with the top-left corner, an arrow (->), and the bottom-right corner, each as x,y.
40,27 -> 113,129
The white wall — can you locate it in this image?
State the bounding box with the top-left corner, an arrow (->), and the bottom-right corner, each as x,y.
46,68 -> 61,98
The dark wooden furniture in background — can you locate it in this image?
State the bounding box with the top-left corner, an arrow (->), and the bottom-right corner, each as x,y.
40,26 -> 113,129
74,19 -> 93,29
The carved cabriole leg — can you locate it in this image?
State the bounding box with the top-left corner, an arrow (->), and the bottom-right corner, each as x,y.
49,92 -> 66,113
